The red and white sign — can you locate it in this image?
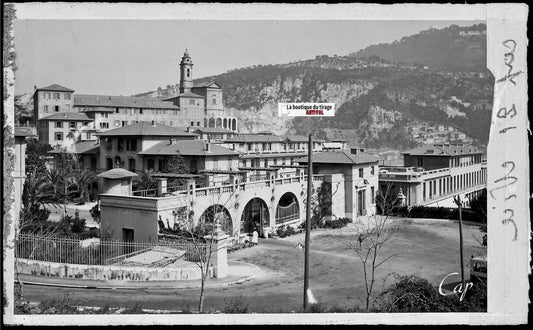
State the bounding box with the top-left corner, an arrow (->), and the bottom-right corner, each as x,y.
278,103 -> 335,117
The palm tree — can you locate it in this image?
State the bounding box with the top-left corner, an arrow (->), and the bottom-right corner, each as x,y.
75,169 -> 96,203
21,170 -> 56,213
135,169 -> 157,191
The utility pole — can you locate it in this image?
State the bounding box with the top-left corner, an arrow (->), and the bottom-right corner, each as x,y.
303,134 -> 313,311
454,195 -> 465,288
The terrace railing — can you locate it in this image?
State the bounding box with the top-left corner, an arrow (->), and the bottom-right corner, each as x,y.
15,234 -> 206,266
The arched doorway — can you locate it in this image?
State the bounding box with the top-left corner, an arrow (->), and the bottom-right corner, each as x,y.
223,118 -> 228,128
208,117 -> 215,128
240,198 -> 269,235
231,119 -> 237,131
276,192 -> 300,225
199,204 -> 233,235
216,118 -> 222,128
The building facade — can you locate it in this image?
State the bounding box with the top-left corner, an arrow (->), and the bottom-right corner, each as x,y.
33,50 -> 238,146
37,112 -> 92,146
379,143 -> 487,208
297,148 -> 380,218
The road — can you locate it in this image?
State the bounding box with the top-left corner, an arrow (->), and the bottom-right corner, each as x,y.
18,218 -> 486,313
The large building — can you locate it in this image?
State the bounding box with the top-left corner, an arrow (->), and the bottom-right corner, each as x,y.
297,148 -> 380,218
378,143 -> 487,208
33,50 -> 238,145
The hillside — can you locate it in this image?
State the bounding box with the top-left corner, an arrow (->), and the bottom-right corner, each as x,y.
133,24 -> 493,151
351,23 -> 487,73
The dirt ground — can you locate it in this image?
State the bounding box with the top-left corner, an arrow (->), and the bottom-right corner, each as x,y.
22,217 -> 486,312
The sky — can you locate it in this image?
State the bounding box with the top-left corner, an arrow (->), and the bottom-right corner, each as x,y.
14,20 -> 484,96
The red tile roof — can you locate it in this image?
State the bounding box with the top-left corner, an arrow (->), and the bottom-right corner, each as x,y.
74,94 -> 179,110
296,150 -> 380,165
95,122 -> 196,137
139,140 -> 241,157
97,168 -> 138,179
402,144 -> 482,156
36,84 -> 75,92
48,140 -> 99,154
39,112 -> 91,121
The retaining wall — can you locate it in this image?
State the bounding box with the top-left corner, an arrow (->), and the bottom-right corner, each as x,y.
16,259 -> 213,281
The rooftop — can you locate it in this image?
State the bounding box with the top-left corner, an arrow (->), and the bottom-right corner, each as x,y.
96,122 -> 196,137
39,112 -> 91,121
138,140 -> 241,157
403,143 -> 482,156
48,140 -> 99,154
36,84 -> 74,93
193,127 -> 236,134
97,168 -> 138,179
74,94 -> 179,110
192,81 -> 221,89
296,150 -> 380,165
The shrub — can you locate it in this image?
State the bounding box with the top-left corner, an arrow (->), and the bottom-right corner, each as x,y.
223,296 -> 249,313
323,217 -> 352,229
373,274 -> 486,312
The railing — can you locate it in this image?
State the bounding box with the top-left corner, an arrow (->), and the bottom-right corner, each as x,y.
275,202 -> 300,225
132,188 -> 157,197
15,234 -> 205,266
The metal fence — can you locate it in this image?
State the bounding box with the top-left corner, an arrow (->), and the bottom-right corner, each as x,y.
15,234 -> 206,267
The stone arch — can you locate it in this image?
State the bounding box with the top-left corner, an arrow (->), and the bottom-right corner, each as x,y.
199,204 -> 233,235
275,192 -> 300,226
240,197 -> 269,235
216,117 -> 222,128
231,118 -> 237,131
208,117 -> 215,128
223,118 -> 228,128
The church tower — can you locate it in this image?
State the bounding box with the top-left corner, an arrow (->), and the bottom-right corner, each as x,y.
179,49 -> 193,93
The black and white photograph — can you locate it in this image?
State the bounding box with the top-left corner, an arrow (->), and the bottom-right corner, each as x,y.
2,3 -> 529,325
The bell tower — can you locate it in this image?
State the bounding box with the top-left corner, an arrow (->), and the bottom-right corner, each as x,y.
179,49 -> 193,93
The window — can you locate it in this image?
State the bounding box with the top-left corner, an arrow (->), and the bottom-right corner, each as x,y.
100,122 -> 109,129
69,121 -> 75,129
191,121 -> 194,126
169,121 -> 173,126
55,121 -> 63,128
66,104 -> 70,112
139,109 -> 143,114
359,168 -> 364,178
147,159 -> 155,171
189,99 -> 195,105
106,158 -> 113,170
64,93 -> 71,100
44,105 -> 49,112
117,138 -> 124,151
55,132 -> 63,141
53,93 -> 60,100
371,166 -> 375,175
54,106 -> 59,112
90,157 -> 97,171
213,158 -> 219,170
247,143 -> 252,151
128,159 -> 136,172
106,139 -> 112,151
114,120 -> 120,127
212,98 -> 217,105
186,68 -> 190,77
371,186 -> 375,204
45,92 -> 51,99
197,121 -> 200,127
122,121 -> 127,127
116,108 -> 119,113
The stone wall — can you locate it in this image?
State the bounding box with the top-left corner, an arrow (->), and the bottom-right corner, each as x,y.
17,259 -> 213,281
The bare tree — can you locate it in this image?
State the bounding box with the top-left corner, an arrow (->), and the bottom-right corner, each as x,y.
169,183 -> 238,313
339,183 -> 403,311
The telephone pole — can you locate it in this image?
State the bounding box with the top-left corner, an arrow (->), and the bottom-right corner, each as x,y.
303,134 -> 313,311
454,195 -> 465,287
